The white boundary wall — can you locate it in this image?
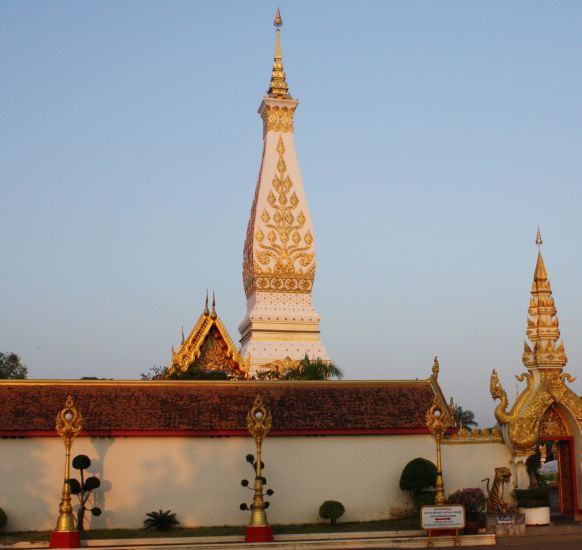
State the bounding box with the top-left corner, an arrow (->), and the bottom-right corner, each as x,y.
0,435 -> 511,531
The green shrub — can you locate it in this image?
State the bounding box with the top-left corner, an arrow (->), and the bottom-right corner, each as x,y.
0,508 -> 6,529
399,458 -> 437,506
143,510 -> 179,531
515,487 -> 550,508
319,500 -> 345,525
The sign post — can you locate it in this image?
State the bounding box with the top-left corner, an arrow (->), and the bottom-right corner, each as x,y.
421,505 -> 465,547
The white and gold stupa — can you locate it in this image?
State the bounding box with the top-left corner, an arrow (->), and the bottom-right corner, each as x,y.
239,9 -> 330,375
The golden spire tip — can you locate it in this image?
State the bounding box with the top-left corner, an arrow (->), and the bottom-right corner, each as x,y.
267,6 -> 291,99
204,290 -> 209,316
536,226 -> 543,248
274,6 -> 282,28
211,291 -> 217,319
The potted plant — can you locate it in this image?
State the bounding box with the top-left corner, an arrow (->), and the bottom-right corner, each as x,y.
515,487 -> 550,525
447,488 -> 486,533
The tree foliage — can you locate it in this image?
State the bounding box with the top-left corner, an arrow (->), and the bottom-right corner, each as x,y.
278,355 -> 343,381
453,405 -> 478,431
0,352 -> 27,379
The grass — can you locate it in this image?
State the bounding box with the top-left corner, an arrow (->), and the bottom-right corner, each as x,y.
0,517 -> 421,544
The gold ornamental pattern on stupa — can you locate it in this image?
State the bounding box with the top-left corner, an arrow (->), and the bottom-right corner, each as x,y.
243,136 -> 315,298
522,228 -> 567,369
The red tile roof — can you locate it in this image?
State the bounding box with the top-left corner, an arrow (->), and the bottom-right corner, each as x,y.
0,380 -> 439,437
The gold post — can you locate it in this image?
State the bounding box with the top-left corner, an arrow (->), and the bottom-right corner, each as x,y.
246,395 -> 272,527
426,396 -> 454,506
54,395 -> 83,532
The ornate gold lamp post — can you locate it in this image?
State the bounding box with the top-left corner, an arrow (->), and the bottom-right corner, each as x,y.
425,396 -> 455,506
50,395 -> 83,549
244,395 -> 273,543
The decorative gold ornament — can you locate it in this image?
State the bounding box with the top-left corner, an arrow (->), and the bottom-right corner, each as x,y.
425,396 -> 455,506
243,136 -> 315,297
54,395 -> 83,533
482,467 -> 511,513
260,105 -> 295,137
260,356 -> 301,377
246,395 -> 272,527
491,367 -> 582,453
445,426 -> 502,444
539,405 -> 570,437
431,356 -> 439,380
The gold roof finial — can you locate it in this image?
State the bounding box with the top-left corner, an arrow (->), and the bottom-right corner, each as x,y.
210,291 -> 217,320
536,226 -> 543,249
268,7 -> 291,99
432,356 -> 439,379
204,290 -> 210,317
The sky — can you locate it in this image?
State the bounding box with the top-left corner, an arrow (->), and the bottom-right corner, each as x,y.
1,1 -> 581,426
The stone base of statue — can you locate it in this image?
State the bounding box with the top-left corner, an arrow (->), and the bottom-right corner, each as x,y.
486,512 -> 526,536
49,530 -> 80,548
245,525 -> 273,542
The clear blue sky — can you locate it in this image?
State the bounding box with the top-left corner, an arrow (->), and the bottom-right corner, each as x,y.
1,1 -> 581,425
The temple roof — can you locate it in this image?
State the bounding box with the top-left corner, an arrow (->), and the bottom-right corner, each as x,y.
0,379 -> 442,436
169,297 -> 249,379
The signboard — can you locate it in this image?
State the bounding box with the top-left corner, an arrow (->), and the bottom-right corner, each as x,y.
421,505 -> 465,530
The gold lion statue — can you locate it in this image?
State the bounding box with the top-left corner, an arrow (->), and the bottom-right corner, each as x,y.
482,467 -> 512,513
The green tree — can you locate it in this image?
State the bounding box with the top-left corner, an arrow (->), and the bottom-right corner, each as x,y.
283,355 -> 343,380
0,352 -> 28,379
399,457 -> 437,509
453,405 -> 478,432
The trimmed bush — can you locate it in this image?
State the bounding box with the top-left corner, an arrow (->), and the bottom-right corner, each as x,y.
0,508 -> 6,529
515,487 -> 550,508
319,500 -> 345,525
399,457 -> 437,505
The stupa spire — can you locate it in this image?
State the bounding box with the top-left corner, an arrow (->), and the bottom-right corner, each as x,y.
239,10 -> 329,375
522,229 -> 567,369
268,7 -> 291,99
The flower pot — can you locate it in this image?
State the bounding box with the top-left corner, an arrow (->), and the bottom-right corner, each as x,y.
517,506 -> 550,525
464,519 -> 480,534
